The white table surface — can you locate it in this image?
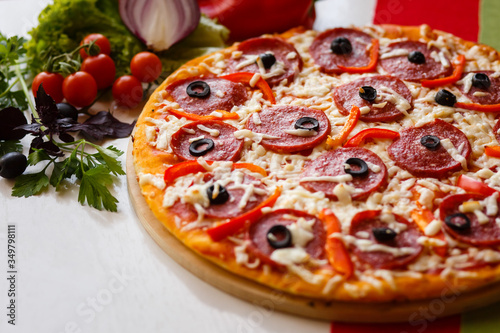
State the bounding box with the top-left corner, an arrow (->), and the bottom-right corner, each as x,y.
0,1 -> 376,332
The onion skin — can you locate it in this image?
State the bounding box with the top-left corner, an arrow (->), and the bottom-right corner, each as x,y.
119,0 -> 201,51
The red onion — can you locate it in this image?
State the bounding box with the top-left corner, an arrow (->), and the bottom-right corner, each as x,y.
120,0 -> 200,51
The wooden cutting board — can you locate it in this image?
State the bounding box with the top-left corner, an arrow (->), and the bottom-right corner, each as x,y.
126,139 -> 500,322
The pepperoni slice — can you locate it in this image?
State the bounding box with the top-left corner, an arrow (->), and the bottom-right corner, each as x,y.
349,210 -> 423,269
457,71 -> 500,105
440,193 -> 500,246
170,121 -> 244,162
309,28 -> 374,74
166,77 -> 248,116
171,173 -> 267,220
494,118 -> 500,143
388,119 -> 471,178
226,37 -> 303,86
204,173 -> 266,219
333,75 -> 413,122
246,209 -> 326,267
300,147 -> 388,201
379,41 -> 452,81
245,106 -> 330,153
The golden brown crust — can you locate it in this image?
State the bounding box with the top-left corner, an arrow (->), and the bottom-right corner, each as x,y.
132,24 -> 500,303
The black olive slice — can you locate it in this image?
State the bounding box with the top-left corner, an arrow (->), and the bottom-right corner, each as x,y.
407,51 -> 426,64
359,86 -> 377,102
344,157 -> 369,177
266,225 -> 292,249
472,73 -> 491,90
372,227 -> 397,242
259,53 -> 276,69
206,184 -> 230,205
420,135 -> 441,151
445,213 -> 471,232
186,81 -> 211,98
330,37 -> 352,55
435,89 -> 456,107
294,117 -> 320,132
189,138 -> 215,157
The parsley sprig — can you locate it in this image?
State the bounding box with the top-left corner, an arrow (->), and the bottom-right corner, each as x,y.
12,142 -> 124,212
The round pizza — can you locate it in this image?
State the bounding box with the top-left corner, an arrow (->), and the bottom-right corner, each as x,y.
131,24 -> 500,302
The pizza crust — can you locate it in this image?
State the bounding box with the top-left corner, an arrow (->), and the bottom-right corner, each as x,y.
132,25 -> 500,302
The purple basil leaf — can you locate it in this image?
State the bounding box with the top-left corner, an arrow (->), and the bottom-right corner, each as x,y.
68,111 -> 136,141
35,84 -> 59,131
59,132 -> 75,143
30,137 -> 63,157
0,107 -> 28,140
14,122 -> 43,136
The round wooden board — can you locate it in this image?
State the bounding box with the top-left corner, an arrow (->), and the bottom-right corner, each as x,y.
126,139 -> 500,322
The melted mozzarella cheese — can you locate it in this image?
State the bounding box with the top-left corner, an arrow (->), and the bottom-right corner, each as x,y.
440,138 -> 468,170
284,129 -> 318,137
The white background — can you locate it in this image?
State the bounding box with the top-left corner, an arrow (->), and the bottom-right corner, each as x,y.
0,1 -> 376,332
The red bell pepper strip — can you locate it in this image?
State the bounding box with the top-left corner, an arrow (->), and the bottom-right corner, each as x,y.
207,186 -> 282,241
485,146 -> 500,158
454,102 -> 500,113
457,174 -> 499,197
164,161 -> 268,184
421,54 -> 466,88
164,160 -> 210,184
410,204 -> 447,257
219,72 -> 276,104
233,163 -> 267,177
343,128 -> 400,147
327,106 -> 361,148
319,209 -> 353,279
336,39 -> 379,74
162,107 -> 240,121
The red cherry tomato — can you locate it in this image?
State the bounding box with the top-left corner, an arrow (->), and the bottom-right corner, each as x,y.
81,54 -> 116,89
79,33 -> 111,59
130,52 -> 162,83
32,72 -> 65,103
62,72 -> 98,108
112,75 -> 143,108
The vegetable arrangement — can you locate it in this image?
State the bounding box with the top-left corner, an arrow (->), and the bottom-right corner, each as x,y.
0,0 -> 232,211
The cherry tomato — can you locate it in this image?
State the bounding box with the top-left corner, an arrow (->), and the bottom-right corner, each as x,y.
32,72 -> 65,103
79,33 -> 111,59
81,54 -> 116,89
62,72 -> 98,108
130,52 -> 162,83
112,75 -> 143,108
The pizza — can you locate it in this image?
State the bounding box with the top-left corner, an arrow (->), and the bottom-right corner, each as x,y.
131,24 -> 500,303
